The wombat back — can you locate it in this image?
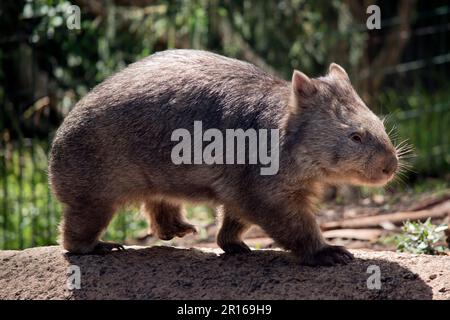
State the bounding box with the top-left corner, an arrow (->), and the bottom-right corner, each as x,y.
49,50 -> 290,205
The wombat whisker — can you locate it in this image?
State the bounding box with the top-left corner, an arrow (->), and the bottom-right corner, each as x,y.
397,150 -> 414,157
394,138 -> 410,149
396,142 -> 413,150
396,161 -> 413,176
398,157 -> 413,166
398,162 -> 413,170
387,123 -> 396,132
398,154 -> 416,161
389,133 -> 400,143
396,144 -> 414,151
387,175 -> 406,189
390,132 -> 400,139
398,168 -> 414,177
395,141 -> 414,158
381,112 -> 398,126
386,125 -> 398,139
395,140 -> 411,147
394,170 -> 409,182
390,178 -> 406,189
397,150 -> 415,158
396,164 -> 408,175
380,115 -> 392,128
397,154 -> 414,162
397,162 -> 416,174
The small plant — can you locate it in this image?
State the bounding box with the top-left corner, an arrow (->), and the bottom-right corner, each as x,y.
394,218 -> 448,255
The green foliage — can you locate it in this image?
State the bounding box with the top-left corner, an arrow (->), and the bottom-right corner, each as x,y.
393,218 -> 448,255
12,0 -> 364,106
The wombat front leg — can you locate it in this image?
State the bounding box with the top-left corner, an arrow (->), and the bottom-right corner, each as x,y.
217,207 -> 252,254
247,204 -> 353,266
60,204 -> 124,254
142,199 -> 196,241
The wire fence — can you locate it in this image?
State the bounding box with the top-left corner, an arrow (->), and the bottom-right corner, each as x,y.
0,4 -> 449,250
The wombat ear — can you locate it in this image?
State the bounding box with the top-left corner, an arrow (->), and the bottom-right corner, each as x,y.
328,63 -> 350,82
292,70 -> 316,97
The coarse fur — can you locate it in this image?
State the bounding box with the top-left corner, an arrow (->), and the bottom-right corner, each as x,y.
49,49 -> 398,266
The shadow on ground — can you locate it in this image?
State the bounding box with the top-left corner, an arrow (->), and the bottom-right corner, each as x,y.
61,246 -> 433,299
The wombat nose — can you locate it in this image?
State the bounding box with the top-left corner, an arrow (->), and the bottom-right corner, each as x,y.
382,154 -> 398,176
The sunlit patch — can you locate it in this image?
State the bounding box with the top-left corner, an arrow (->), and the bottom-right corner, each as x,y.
384,126 -> 416,190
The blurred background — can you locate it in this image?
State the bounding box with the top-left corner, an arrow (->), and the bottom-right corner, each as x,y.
0,0 -> 449,251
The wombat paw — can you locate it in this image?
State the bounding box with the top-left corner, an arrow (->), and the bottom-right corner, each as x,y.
157,221 -> 197,241
302,245 -> 354,267
220,241 -> 252,254
91,241 -> 126,255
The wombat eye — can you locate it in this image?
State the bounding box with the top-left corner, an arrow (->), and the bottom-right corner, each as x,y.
350,132 -> 363,143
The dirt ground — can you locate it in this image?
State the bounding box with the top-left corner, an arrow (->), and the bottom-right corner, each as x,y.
1,245 -> 449,299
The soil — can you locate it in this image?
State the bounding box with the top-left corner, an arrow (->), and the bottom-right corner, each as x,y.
0,245 -> 449,299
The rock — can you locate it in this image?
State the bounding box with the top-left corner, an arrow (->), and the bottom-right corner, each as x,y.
0,245 -> 449,300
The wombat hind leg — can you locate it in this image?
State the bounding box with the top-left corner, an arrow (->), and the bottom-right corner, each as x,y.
60,204 -> 116,254
142,199 -> 196,241
217,209 -> 251,254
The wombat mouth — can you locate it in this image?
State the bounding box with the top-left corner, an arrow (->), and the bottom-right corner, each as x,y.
351,170 -> 396,187
326,168 -> 396,187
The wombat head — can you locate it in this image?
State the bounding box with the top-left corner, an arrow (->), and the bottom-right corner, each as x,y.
288,63 -> 398,187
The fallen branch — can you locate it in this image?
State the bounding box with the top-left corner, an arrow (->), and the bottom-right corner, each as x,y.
321,200 -> 450,231
323,228 -> 382,241
406,193 -> 450,212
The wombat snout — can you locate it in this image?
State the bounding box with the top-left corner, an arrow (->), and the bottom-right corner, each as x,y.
381,153 -> 398,177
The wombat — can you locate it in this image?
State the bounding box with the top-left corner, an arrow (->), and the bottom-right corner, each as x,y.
49,49 -> 398,266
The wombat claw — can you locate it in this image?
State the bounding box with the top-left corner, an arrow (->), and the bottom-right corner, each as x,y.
92,241 -> 125,254
303,245 -> 354,266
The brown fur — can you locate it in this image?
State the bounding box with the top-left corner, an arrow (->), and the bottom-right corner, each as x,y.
49,50 -> 397,265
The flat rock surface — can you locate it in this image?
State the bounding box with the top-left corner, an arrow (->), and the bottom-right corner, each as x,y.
0,245 -> 449,299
